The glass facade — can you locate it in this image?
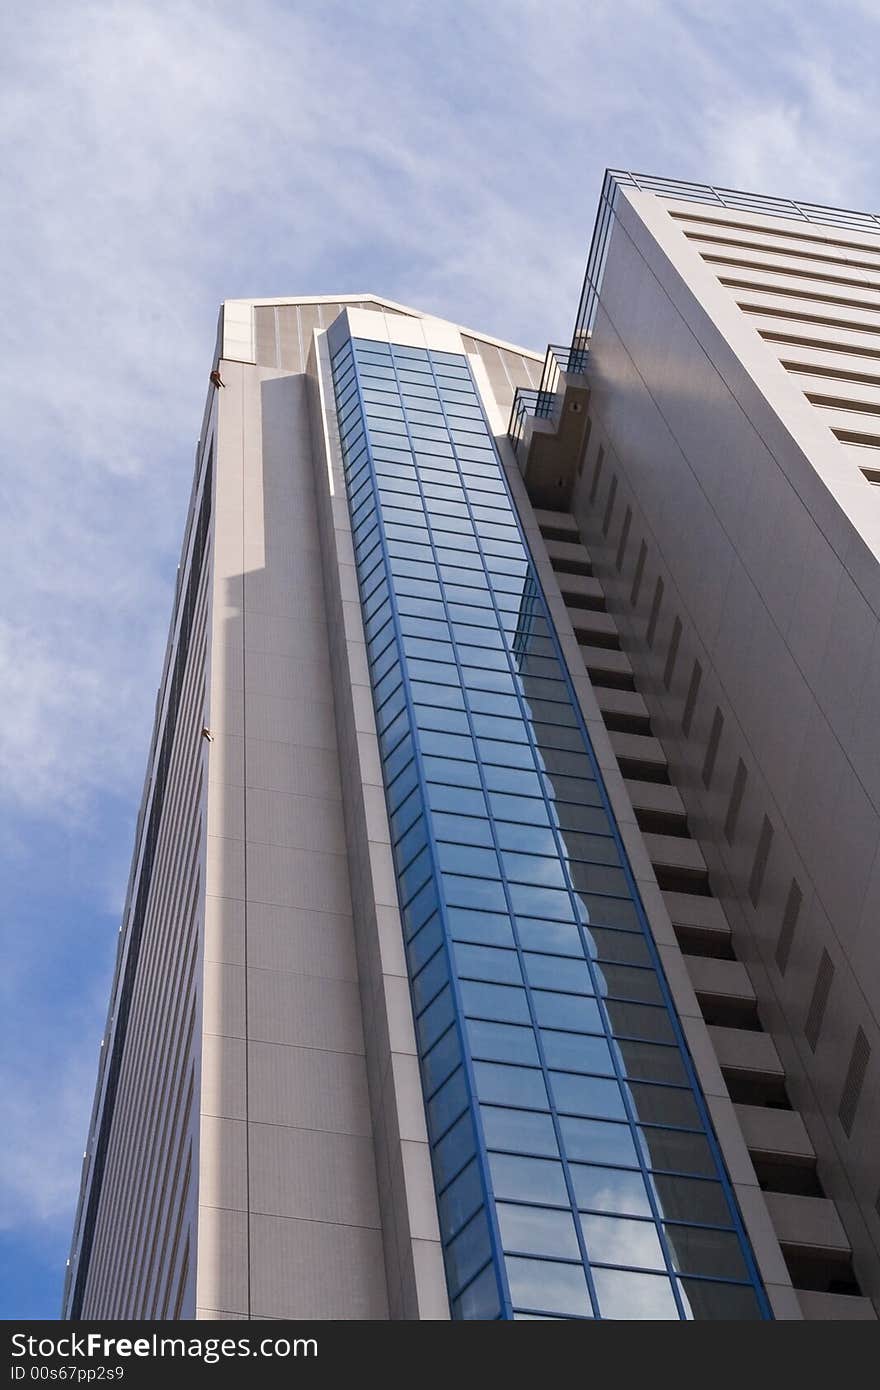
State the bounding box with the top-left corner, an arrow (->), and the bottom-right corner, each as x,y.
329,329 -> 772,1321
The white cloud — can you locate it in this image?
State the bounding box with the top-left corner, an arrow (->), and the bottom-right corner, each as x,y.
0,1046 -> 100,1237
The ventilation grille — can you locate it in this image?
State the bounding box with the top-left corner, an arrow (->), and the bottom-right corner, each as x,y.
682,659 -> 702,737
775,880 -> 802,975
576,417 -> 592,478
748,816 -> 774,909
602,474 -> 618,536
589,444 -> 605,503
630,540 -> 647,607
702,708 -> 724,789
664,616 -> 682,691
724,759 -> 747,843
804,950 -> 835,1051
616,506 -> 632,571
646,576 -> 664,648
838,1028 -> 870,1138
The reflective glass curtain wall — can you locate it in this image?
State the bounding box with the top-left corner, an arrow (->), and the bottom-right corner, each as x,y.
329,329 -> 771,1321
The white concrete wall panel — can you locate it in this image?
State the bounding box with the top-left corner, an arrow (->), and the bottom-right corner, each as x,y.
306,317 -> 451,1319
69,444 -> 213,1319
572,188 -> 880,1307
199,361 -> 387,1319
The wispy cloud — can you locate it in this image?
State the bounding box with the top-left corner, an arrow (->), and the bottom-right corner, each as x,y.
1,0 -> 878,1315
1,1050 -> 100,1235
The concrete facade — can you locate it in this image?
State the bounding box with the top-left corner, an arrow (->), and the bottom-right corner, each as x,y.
65,298 -> 553,1320
513,174 -> 880,1317
67,175 -> 880,1319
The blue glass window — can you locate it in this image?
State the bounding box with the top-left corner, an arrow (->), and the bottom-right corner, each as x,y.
506,1258 -> 592,1318
497,1203 -> 581,1259
330,330 -> 770,1321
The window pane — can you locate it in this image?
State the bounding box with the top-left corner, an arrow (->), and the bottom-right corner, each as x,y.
437,842 -> 501,878
489,792 -> 550,825
466,1018 -> 539,1066
422,1024 -> 459,1094
495,821 -> 558,855
505,1257 -> 592,1318
432,811 -> 494,847
420,730 -> 474,760
553,802 -> 611,836
480,1106 -> 559,1158
592,1268 -> 679,1320
447,908 -> 515,948
581,1214 -> 666,1271
615,1040 -> 689,1086
498,1204 -> 581,1260
532,991 -> 603,1033
523,953 -> 594,995
604,1000 -> 676,1044
433,1109 -> 476,1188
578,895 -> 640,931
638,1127 -> 716,1177
571,1164 -> 652,1216
508,884 -> 575,922
651,1176 -> 732,1227
568,864 -> 629,896
585,927 -> 652,967
541,1030 -> 614,1076
402,878 -> 436,937
390,786 -> 420,841
478,738 -> 535,769
418,984 -> 455,1049
423,757 -> 481,789
489,1152 -> 568,1206
679,1279 -> 763,1320
595,963 -> 665,1005
427,783 -> 486,816
444,874 -> 508,913
559,1117 -> 640,1169
428,1067 -> 468,1136
400,845 -> 432,903
438,1157 -> 483,1238
468,689 -> 522,718
560,832 -> 621,868
474,1061 -> 549,1110
663,1225 -> 748,1280
459,979 -> 530,1024
452,1263 -> 501,1320
445,1209 -> 492,1292
516,917 -> 583,957
407,912 -> 443,974
484,766 -> 542,797
409,944 -> 443,1018
626,1083 -> 701,1130
395,817 -> 428,873
550,1072 -> 627,1121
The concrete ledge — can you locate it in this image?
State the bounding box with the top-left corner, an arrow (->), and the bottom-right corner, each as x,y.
685,955 -> 756,1001
764,1192 -> 851,1254
733,1103 -> 815,1161
797,1289 -> 877,1320
707,1024 -> 785,1077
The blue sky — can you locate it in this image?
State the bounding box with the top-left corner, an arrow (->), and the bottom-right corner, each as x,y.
1,0 -> 878,1321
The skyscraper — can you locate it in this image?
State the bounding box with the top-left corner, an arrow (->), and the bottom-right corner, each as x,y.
64,172 -> 880,1321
